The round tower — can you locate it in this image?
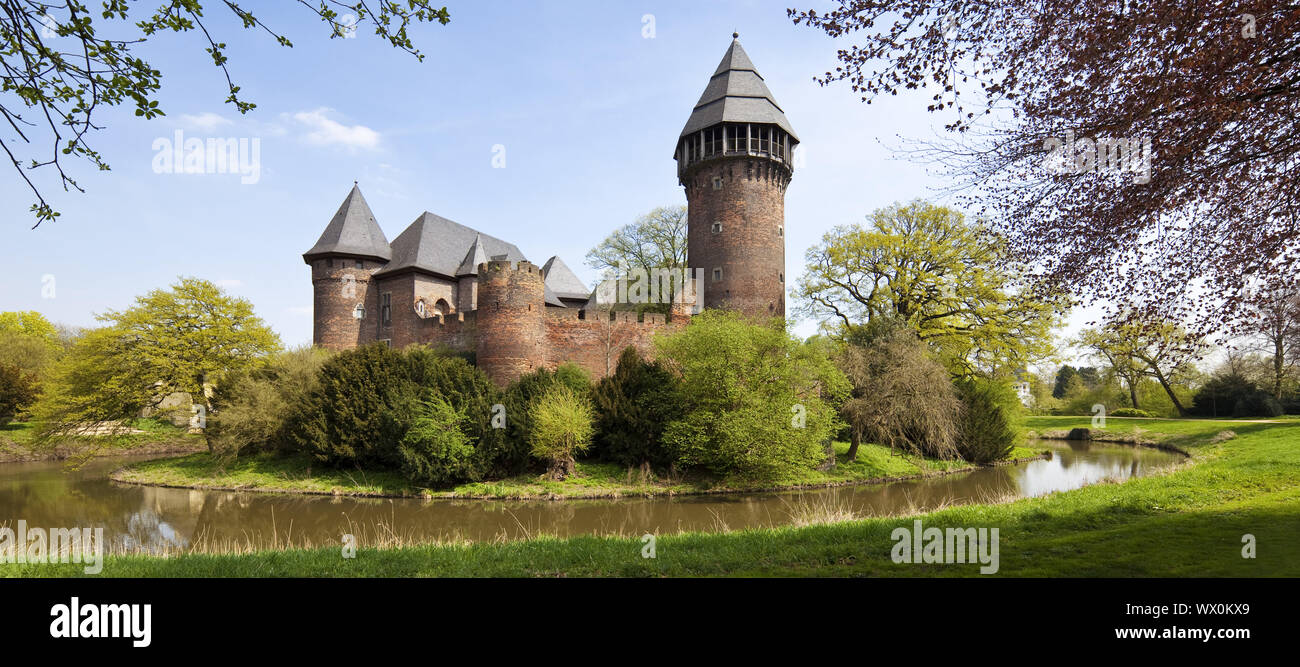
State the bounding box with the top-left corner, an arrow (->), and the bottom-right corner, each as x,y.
303,184 -> 393,350
676,34 -> 797,319
476,259 -> 546,387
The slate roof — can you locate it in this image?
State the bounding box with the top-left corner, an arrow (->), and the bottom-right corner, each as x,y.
679,36 -> 799,142
303,185 -> 392,262
455,234 -> 489,276
541,256 -> 591,301
375,212 -> 526,279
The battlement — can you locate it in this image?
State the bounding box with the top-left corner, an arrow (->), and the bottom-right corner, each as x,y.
479,259 -> 541,276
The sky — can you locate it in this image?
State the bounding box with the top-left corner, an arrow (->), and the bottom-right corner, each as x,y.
0,0 -> 1101,366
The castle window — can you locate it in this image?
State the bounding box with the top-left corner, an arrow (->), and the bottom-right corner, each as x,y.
726,125 -> 742,152
327,258 -> 334,268
381,293 -> 392,326
778,225 -> 784,237
711,221 -> 722,233
353,304 -> 365,320
355,260 -> 363,269
712,267 -> 722,282
712,176 -> 723,190
779,272 -> 784,283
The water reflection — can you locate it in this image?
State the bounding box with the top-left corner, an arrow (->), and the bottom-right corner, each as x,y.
0,440 -> 1181,553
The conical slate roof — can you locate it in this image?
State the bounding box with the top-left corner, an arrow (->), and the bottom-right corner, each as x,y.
375,212 -> 526,279
303,184 -> 392,262
456,234 -> 489,276
541,256 -> 591,301
679,36 -> 799,142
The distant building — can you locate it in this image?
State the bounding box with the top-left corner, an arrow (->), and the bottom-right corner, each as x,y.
304,35 -> 798,385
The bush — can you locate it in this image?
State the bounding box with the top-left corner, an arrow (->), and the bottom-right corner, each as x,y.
286,345 -> 504,478
1192,374 -> 1283,418
528,384 -> 594,480
591,347 -> 684,469
1109,407 -> 1153,418
489,363 -> 591,477
954,379 -> 1021,464
397,396 -> 477,486
656,311 -> 846,480
208,347 -> 329,458
0,363 -> 38,426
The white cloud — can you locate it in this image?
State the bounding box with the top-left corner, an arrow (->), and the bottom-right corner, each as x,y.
179,112 -> 233,131
288,108 -> 380,151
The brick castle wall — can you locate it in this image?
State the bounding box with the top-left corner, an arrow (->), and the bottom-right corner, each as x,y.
310,258 -> 382,350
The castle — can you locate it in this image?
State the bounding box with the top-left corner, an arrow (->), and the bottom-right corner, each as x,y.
305,35 -> 798,386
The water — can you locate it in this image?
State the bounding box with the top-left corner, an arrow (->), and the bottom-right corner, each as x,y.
0,440 -> 1182,552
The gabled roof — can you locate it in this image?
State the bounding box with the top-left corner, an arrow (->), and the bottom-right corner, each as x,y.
679,36 -> 799,142
541,256 -> 591,301
375,212 -> 526,279
303,184 -> 392,262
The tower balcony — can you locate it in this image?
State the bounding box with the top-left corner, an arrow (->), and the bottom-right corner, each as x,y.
675,122 -> 795,183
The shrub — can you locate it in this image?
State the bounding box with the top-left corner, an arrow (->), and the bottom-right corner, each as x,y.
528,384 -> 594,480
954,379 -> 1021,464
656,310 -> 846,480
397,396 -> 477,486
837,322 -> 961,460
1191,374 -> 1283,418
0,363 -> 38,426
591,347 -> 684,469
208,347 -> 329,459
490,363 -> 591,477
1109,407 -> 1153,418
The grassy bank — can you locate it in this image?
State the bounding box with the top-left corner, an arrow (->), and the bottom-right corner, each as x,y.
0,420 -> 205,463
14,417 -> 1298,577
109,440 -> 1046,500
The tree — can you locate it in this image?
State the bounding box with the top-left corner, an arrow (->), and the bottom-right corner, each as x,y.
656,310 -> 848,480
794,200 -> 1065,376
790,2 -> 1300,339
1243,287 -> 1300,400
591,346 -> 684,470
32,277 -> 280,447
585,205 -> 688,309
2,1 -> 452,226
1078,317 -> 1202,415
1052,366 -> 1078,399
0,310 -> 60,348
0,363 -> 38,426
528,384 -> 594,481
837,322 -> 961,461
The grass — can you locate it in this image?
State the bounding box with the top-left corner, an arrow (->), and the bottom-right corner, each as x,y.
0,419 -> 205,463
110,439 -> 1044,500
11,416 -> 1295,577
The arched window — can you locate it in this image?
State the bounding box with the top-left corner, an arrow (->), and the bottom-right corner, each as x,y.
352,303 -> 366,320
434,299 -> 450,315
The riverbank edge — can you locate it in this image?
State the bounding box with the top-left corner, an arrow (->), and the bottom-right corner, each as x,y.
0,440 -> 206,464
106,449 -> 1054,502
1030,431 -> 1195,457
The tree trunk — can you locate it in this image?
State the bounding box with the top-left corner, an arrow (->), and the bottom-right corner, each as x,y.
1274,337 -> 1286,400
1127,379 -> 1140,410
845,428 -> 861,462
1151,368 -> 1188,416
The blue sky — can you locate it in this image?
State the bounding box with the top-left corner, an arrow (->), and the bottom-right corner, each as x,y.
0,1 -> 1093,359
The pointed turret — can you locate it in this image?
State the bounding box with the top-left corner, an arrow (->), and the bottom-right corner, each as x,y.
679,35 -> 798,142
303,184 -> 392,263
456,234 -> 489,276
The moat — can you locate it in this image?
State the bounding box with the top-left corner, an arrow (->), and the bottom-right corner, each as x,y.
0,440 -> 1182,553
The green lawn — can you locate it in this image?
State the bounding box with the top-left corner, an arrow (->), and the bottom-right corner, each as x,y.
111,440 -> 1041,500
14,416 -> 1298,577
0,420 -> 204,462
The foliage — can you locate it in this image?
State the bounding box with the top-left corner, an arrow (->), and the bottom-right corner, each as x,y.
1077,317 -> 1202,415
528,384 -> 595,480
585,205 -> 688,312
0,311 -> 61,350
954,378 -> 1020,464
591,347 -> 685,469
207,347 -> 330,459
1191,374 -> 1283,418
791,3 -> 1300,340
837,320 -> 962,460
398,396 -> 477,487
0,363 -> 38,426
2,2 -> 451,225
1109,408 -> 1153,418
656,310 -> 847,480
490,363 -> 591,477
793,200 -> 1065,376
30,278 -> 280,448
